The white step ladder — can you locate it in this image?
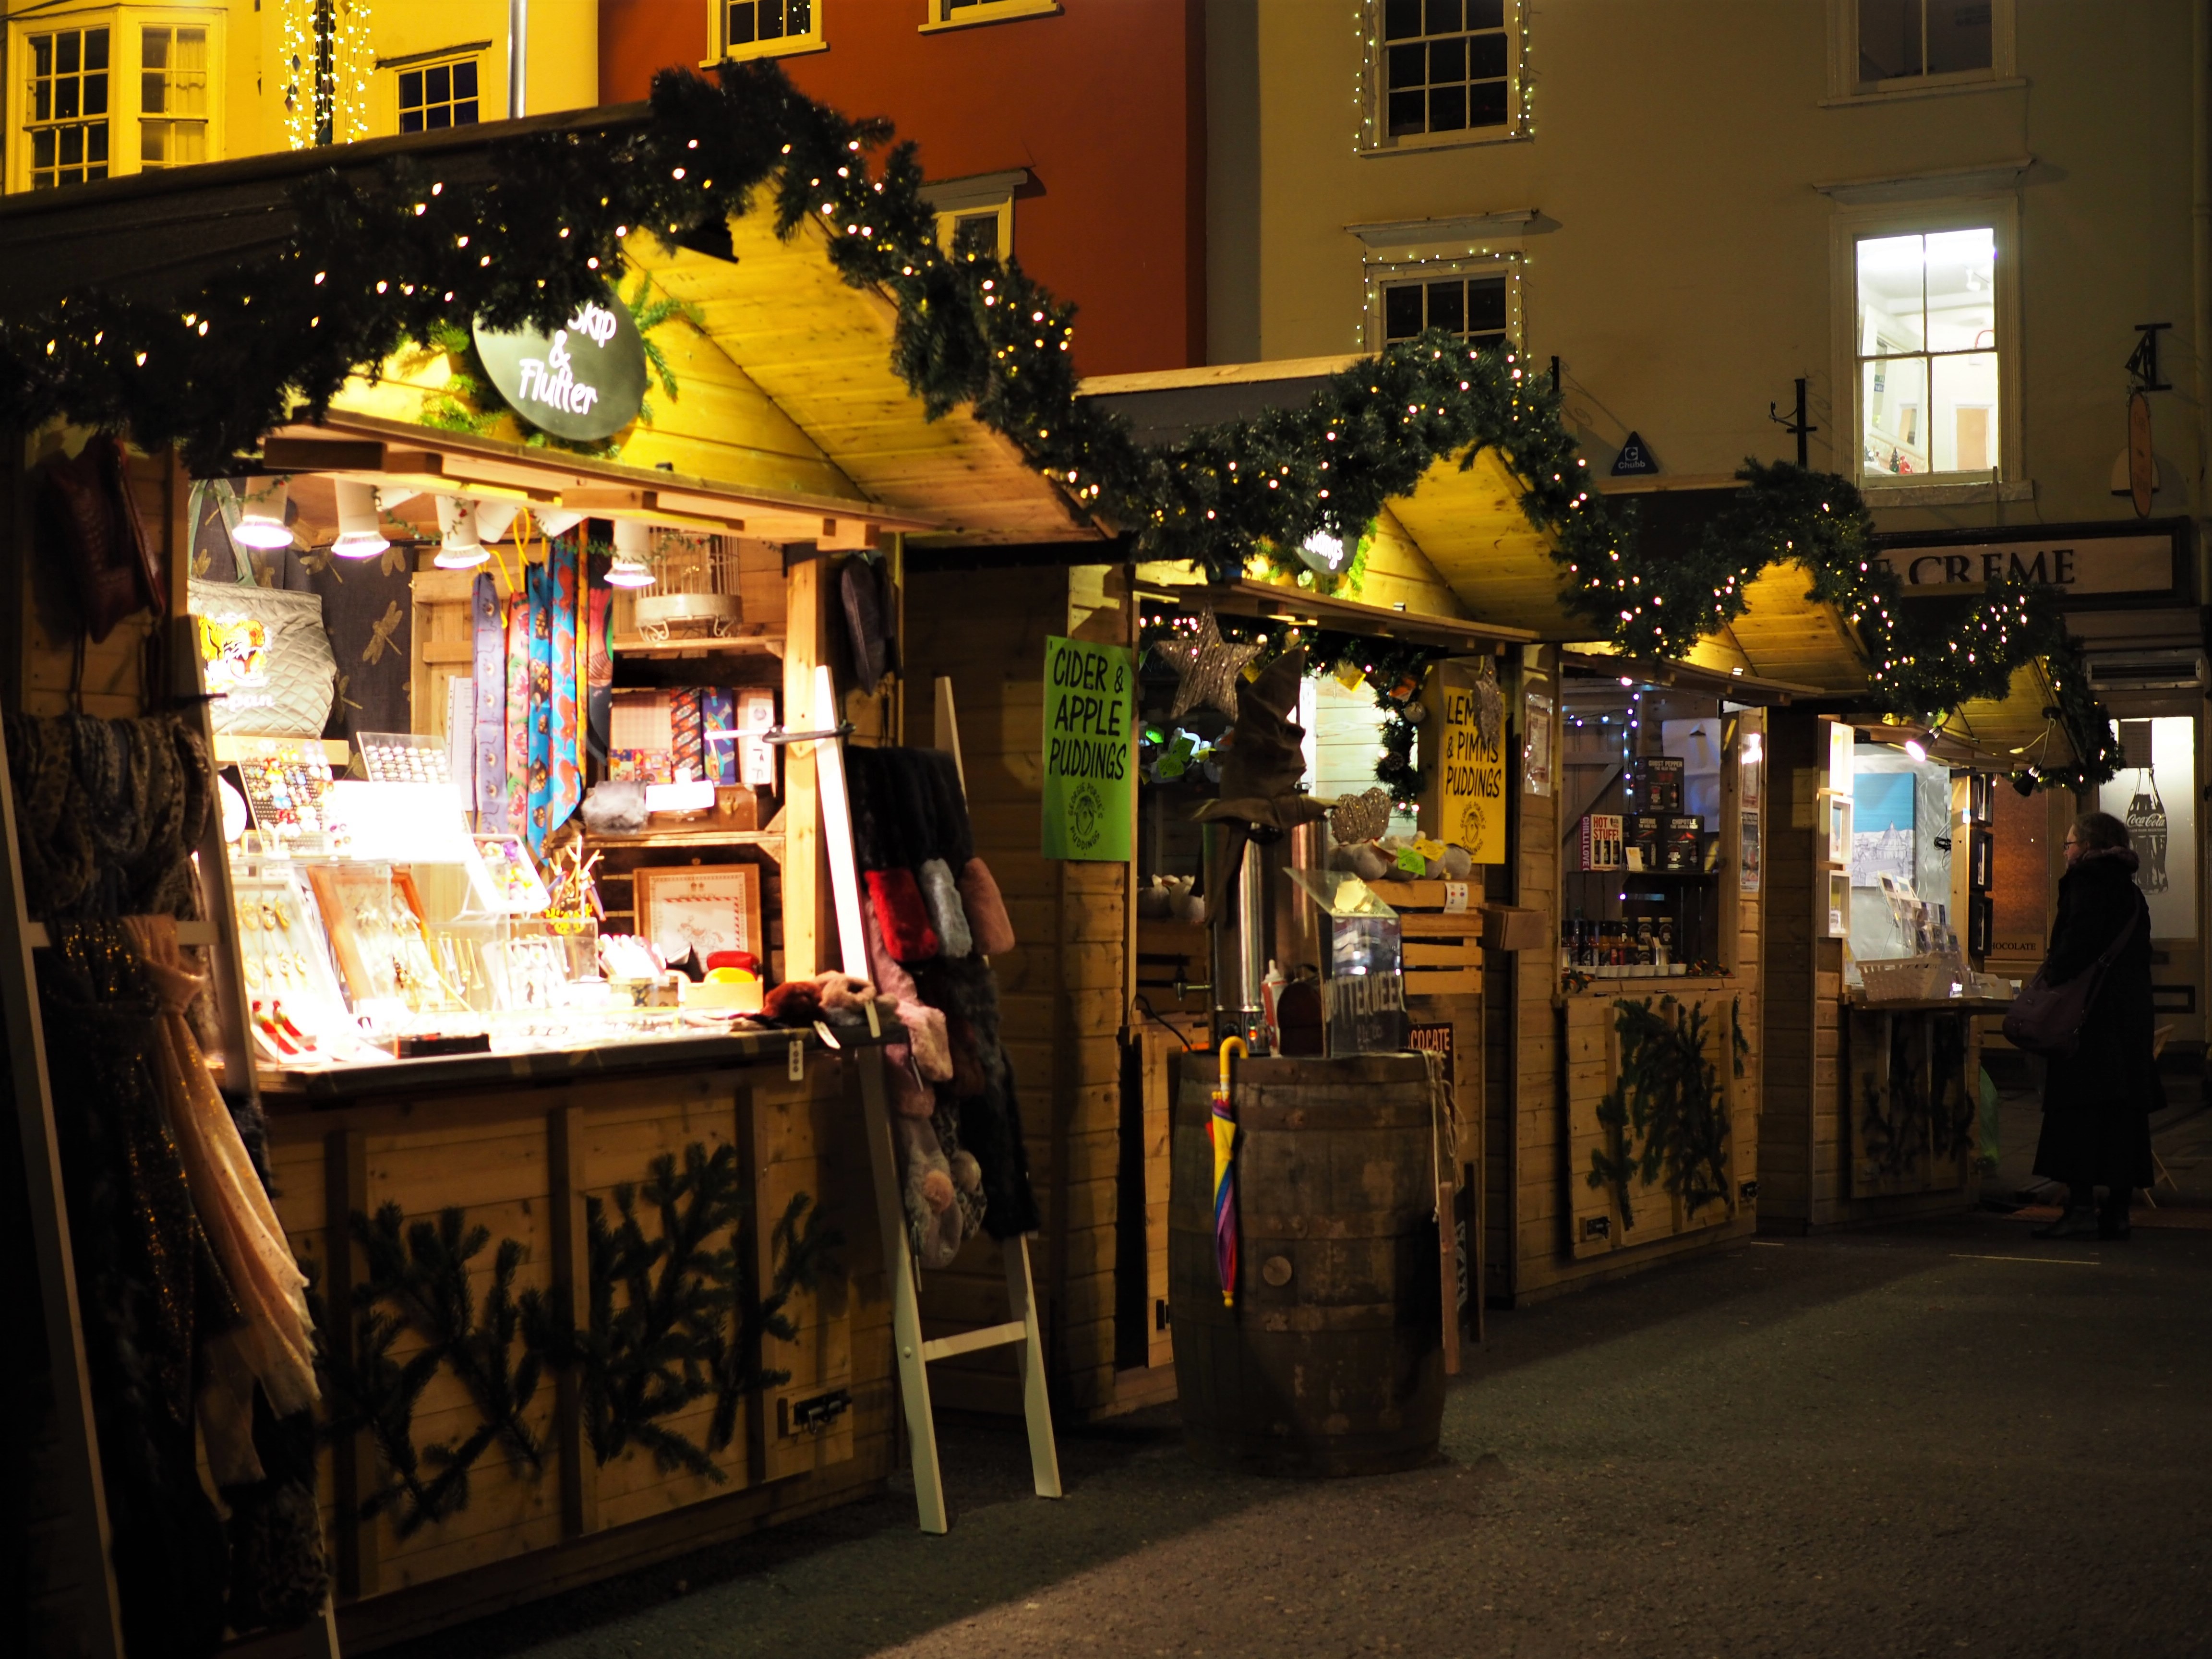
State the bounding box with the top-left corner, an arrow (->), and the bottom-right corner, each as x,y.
807,666 -> 1061,1534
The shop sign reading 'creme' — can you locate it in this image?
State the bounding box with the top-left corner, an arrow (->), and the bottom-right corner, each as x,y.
472,296 -> 649,443
1874,530 -> 2176,599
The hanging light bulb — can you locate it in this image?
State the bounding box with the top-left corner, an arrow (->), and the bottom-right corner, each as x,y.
606,517 -> 657,588
233,478 -> 294,550
1904,738 -> 1928,763
434,495 -> 488,570
330,480 -> 389,559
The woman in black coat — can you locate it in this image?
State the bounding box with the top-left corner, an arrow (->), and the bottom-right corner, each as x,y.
2031,811 -> 2159,1239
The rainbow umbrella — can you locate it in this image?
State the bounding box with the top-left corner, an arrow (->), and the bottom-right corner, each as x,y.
1212,1037 -> 1247,1307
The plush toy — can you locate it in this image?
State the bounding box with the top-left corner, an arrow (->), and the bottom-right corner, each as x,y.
1441,844 -> 1474,880
917,857 -> 974,959
761,978 -> 822,1026
956,856 -> 1016,955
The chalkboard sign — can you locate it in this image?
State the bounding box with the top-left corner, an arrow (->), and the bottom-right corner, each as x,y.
472,295 -> 648,443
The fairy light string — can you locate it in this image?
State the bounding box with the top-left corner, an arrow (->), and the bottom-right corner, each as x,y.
0,60 -> 2116,785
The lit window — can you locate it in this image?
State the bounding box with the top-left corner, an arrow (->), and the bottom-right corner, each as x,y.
140,26 -> 208,170
1855,228 -> 1999,480
1858,0 -> 1992,85
1375,0 -> 1517,144
723,0 -> 822,60
1382,274 -> 1509,350
398,58 -> 481,133
25,27 -> 111,190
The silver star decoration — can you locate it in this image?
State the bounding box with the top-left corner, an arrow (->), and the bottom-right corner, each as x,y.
1155,608 -> 1260,721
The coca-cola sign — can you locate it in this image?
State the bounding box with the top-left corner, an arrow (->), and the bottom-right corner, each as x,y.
472,296 -> 647,443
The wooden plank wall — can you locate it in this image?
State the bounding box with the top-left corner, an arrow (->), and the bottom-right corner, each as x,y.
902,564 -> 1133,1420
1756,707 -> 1832,1229
259,1056 -> 886,1645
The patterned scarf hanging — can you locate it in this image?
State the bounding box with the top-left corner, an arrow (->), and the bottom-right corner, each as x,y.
504,590 -> 531,842
525,553 -> 555,853
586,587 -> 613,766
471,573 -> 507,831
547,532 -> 582,837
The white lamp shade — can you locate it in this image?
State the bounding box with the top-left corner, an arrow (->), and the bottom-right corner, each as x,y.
532,508 -> 585,538
434,495 -> 487,569
606,517 -> 657,587
330,480 -> 389,559
233,478 -> 293,550
474,501 -> 521,545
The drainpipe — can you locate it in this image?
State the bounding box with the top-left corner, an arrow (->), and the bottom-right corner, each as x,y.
508,0 -> 529,120
2196,0 -> 2210,1057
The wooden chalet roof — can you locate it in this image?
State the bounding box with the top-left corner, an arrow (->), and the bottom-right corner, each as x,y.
0,109 -> 1095,546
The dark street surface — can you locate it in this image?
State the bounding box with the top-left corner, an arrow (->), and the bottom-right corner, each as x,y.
394,1207 -> 2212,1659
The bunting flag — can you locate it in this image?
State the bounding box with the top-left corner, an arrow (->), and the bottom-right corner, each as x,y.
1212,1037 -> 1246,1308
471,572 -> 507,830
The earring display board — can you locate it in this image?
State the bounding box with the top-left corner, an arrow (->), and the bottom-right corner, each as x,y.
235,737 -> 344,856
633,863 -> 764,966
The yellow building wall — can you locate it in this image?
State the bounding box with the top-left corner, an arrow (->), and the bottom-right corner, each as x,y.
2,0 -> 597,190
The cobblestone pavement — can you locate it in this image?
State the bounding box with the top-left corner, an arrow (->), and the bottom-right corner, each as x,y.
392,1213 -> 2212,1659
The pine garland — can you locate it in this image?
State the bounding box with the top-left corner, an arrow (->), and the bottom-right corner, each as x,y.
0,60 -> 2114,781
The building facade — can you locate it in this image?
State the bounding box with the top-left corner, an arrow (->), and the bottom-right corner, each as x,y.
599,0 -> 1207,378
0,0 -> 598,187
1210,0 -> 2211,1044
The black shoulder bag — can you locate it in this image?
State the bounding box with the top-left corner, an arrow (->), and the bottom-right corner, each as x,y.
2001,901 -> 2144,1060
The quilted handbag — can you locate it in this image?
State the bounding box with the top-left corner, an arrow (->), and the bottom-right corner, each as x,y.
189,577 -> 338,737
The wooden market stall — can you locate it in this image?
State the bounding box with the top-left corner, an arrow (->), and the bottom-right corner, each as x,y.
1757,664 -> 2077,1233
0,104 -> 1098,1659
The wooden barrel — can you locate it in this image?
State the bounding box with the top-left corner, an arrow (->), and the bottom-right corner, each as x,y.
1168,1052 -> 1443,1477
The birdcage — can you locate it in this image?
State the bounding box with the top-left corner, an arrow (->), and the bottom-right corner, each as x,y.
618,531 -> 745,643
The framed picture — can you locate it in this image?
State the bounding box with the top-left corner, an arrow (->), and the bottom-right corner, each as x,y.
1826,871 -> 1851,939
633,863 -> 764,967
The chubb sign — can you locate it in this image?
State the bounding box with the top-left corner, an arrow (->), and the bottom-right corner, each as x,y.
472,296 -> 648,443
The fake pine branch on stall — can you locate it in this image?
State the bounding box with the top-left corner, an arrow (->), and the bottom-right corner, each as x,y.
0,59 -> 2116,783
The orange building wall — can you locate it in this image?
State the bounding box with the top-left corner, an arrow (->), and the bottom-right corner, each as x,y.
599,0 -> 1204,378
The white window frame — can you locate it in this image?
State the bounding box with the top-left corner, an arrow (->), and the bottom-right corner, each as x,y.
1363,252 -> 1524,357
707,0 -> 827,65
1358,0 -> 1527,157
1829,194 -> 2026,506
1823,0 -> 2021,106
921,167 -> 1027,261
378,43 -> 489,136
6,5 -> 227,192
918,0 -> 1060,33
